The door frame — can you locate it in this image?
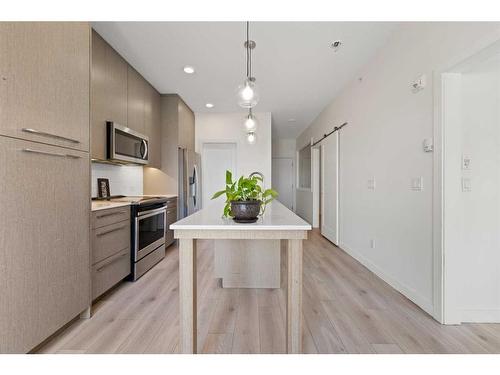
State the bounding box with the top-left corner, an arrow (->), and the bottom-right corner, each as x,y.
312,131 -> 340,243
432,35 -> 500,324
272,156 -> 296,211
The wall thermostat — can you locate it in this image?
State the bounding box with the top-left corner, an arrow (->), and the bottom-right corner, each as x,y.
412,74 -> 426,92
423,138 -> 433,152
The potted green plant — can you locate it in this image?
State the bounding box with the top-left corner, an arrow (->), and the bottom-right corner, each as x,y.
211,170 -> 278,223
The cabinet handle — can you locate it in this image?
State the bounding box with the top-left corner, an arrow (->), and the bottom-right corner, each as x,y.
22,148 -> 82,159
96,253 -> 128,272
97,225 -> 126,237
22,128 -> 80,144
96,211 -> 127,219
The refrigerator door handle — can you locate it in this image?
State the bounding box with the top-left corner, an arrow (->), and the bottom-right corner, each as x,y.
192,164 -> 198,208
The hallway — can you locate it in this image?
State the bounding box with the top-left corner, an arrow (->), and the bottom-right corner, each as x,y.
37,230 -> 500,354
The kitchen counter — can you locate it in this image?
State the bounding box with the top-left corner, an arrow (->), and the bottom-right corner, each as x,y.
143,194 -> 178,199
171,200 -> 311,354
91,195 -> 177,212
170,200 -> 310,231
91,201 -> 131,212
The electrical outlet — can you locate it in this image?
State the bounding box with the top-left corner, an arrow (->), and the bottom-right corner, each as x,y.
411,177 -> 423,191
462,177 -> 472,192
367,178 -> 376,190
370,239 -> 375,249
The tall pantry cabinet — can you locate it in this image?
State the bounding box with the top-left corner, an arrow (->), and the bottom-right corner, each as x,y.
0,22 -> 91,353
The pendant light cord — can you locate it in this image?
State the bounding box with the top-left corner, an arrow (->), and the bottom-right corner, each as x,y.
248,22 -> 252,79
246,21 -> 250,79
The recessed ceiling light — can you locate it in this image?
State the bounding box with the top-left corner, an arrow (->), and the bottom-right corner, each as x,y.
330,40 -> 343,52
205,103 -> 214,108
288,118 -> 296,122
183,66 -> 195,74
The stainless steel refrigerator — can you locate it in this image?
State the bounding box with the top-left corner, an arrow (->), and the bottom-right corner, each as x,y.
178,148 -> 202,219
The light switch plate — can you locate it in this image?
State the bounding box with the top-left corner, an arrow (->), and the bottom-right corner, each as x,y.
462,155 -> 472,170
462,177 -> 472,192
411,177 -> 423,191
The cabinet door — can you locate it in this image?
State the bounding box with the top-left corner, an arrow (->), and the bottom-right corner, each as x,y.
165,207 -> 177,247
0,22 -> 90,151
91,30 -> 128,160
145,83 -> 161,168
127,66 -> 146,134
177,97 -> 195,150
0,137 -> 90,353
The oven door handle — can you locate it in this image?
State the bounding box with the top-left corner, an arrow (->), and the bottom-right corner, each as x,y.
137,207 -> 166,220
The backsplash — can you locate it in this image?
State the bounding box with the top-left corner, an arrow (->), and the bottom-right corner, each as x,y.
91,162 -> 143,197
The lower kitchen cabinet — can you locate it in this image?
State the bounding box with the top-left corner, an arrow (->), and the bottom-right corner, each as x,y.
165,197 -> 178,248
91,207 -> 131,300
92,248 -> 130,299
0,136 -> 90,353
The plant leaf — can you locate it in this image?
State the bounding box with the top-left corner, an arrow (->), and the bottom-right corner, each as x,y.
225,170 -> 233,185
211,190 -> 226,200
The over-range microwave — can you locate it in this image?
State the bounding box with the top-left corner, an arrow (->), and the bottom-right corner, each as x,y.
107,122 -> 149,165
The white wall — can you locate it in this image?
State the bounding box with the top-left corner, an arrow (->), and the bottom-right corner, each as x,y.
91,163 -> 143,197
444,55 -> 500,322
272,138 -> 297,211
296,22 -> 500,315
195,112 -> 272,192
272,138 -> 296,158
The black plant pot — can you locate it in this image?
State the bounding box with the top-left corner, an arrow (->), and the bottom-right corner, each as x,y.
230,200 -> 262,223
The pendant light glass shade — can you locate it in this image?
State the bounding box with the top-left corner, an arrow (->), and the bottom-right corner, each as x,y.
246,131 -> 257,144
237,78 -> 259,108
244,113 -> 258,132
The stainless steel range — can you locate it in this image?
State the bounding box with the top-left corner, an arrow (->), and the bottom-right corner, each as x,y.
112,196 -> 168,280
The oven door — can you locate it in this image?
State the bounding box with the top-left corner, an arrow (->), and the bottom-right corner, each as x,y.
108,122 -> 149,164
134,207 -> 166,261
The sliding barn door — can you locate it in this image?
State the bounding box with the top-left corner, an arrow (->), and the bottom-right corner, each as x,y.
321,132 -> 339,245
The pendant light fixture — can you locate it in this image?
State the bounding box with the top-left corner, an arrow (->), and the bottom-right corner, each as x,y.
244,108 -> 258,132
237,22 -> 259,108
246,131 -> 257,145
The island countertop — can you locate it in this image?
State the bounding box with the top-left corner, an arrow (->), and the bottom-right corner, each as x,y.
170,201 -> 311,231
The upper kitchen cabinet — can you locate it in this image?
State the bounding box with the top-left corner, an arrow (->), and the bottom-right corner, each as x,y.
0,22 -> 90,151
143,94 -> 194,195
127,65 -> 146,134
177,96 -> 195,151
90,29 -> 160,165
91,30 -> 128,160
144,82 -> 161,168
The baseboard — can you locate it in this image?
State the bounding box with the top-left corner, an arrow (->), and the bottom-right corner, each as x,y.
339,241 -> 434,315
460,309 -> 500,323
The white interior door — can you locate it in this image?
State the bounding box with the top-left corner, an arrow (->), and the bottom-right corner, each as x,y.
202,143 -> 237,208
321,133 -> 339,245
272,158 -> 294,211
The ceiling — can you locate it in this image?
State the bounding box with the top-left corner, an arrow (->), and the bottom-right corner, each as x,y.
92,22 -> 397,139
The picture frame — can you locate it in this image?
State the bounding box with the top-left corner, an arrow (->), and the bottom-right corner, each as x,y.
97,178 -> 111,199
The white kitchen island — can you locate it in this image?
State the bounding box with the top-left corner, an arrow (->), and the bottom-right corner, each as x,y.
171,201 -> 311,354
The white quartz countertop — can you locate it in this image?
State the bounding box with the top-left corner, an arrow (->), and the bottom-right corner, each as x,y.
91,201 -> 131,212
91,195 -> 177,211
171,201 -> 311,231
143,194 -> 178,199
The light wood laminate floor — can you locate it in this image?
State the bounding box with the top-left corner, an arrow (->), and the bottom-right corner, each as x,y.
36,230 -> 500,354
